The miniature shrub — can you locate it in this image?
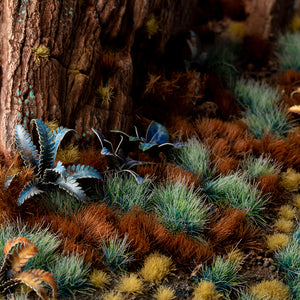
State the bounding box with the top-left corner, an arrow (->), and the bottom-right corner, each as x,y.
204,173 -> 266,225
278,205 -> 297,220
274,218 -> 294,233
280,169 -> 300,191
152,181 -> 210,236
89,270 -> 110,290
103,174 -> 152,213
153,286 -> 176,300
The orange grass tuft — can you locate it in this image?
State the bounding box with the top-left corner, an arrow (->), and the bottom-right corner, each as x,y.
213,155 -> 239,175
256,174 -> 281,198
80,147 -> 108,172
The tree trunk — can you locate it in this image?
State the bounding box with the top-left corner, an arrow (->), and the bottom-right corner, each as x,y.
0,0 -> 197,154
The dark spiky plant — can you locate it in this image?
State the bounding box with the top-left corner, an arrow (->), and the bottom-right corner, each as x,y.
6,119 -> 102,206
0,237 -> 56,299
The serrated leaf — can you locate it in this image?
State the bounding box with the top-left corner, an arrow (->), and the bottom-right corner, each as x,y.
66,164 -> 102,180
17,178 -> 43,206
55,176 -> 87,201
0,278 -> 20,295
4,173 -> 19,189
53,161 -> 67,178
15,125 -> 39,172
145,121 -> 169,144
33,119 -> 56,175
92,128 -> 105,149
15,270 -> 50,300
3,237 -> 34,255
139,141 -> 157,152
52,127 -> 75,159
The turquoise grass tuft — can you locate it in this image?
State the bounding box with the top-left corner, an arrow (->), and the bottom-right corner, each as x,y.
171,137 -> 214,181
204,172 -> 267,226
152,181 -> 211,237
103,174 -> 152,213
101,234 -> 134,271
200,256 -> 244,296
277,32 -> 300,71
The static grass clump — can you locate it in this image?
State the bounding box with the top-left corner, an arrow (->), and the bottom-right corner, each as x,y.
171,137 -> 214,180
266,233 -> 290,251
101,234 -> 134,271
103,174 -> 152,213
250,280 -> 291,300
278,205 -> 297,220
277,32 -> 300,71
192,280 -> 223,300
115,273 -> 143,295
204,172 -> 266,225
152,181 -> 210,236
140,252 -> 174,283
280,169 -> 300,191
234,78 -> 290,138
199,256 -> 243,297
275,238 -> 300,280
242,155 -> 280,179
48,253 -> 92,298
89,270 -> 110,290
153,286 -> 176,300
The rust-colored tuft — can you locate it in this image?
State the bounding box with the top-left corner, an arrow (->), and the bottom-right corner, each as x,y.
256,174 -> 281,198
213,155 -> 239,175
80,147 -> 108,172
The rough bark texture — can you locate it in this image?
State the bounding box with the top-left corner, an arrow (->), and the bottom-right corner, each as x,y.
245,0 -> 294,39
0,0 -> 197,153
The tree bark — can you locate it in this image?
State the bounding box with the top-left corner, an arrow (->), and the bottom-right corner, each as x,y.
0,0 -> 197,154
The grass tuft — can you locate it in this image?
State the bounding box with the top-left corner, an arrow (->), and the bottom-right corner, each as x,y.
204,172 -> 266,226
278,205 -> 297,220
103,174 -> 152,213
250,280 -> 291,300
280,169 -> 300,191
140,252 -> 174,283
56,144 -> 80,164
171,137 -> 214,181
115,273 -> 143,294
102,291 -> 124,300
152,181 -> 210,236
293,194 -> 300,210
241,155 -> 280,179
153,286 -> 176,300
266,233 -> 290,251
89,270 -> 110,290
200,256 -> 243,296
277,32 -> 300,71
101,234 -> 134,271
192,280 -> 223,300
49,252 -> 92,298
274,218 -> 294,233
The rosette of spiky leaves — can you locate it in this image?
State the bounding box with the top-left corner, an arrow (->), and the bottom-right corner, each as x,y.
200,256 -> 244,297
0,237 -> 56,299
7,119 -> 102,205
92,128 -> 146,184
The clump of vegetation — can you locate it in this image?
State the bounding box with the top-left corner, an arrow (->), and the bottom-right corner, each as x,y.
250,280 -> 291,300
199,256 -> 244,297
115,273 -> 143,295
280,168 -> 300,191
145,14 -> 159,39
97,82 -> 114,105
140,252 -> 174,283
32,45 -> 50,62
102,291 -> 124,300
278,205 -> 297,220
274,218 -> 294,233
103,174 -> 152,212
153,286 -> 176,300
89,270 -> 110,290
192,280 -> 223,300
101,234 -> 134,271
241,154 -> 281,179
152,181 -> 210,236
277,32 -> 300,71
204,172 -> 266,225
266,233 -> 290,251
171,137 -> 214,180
